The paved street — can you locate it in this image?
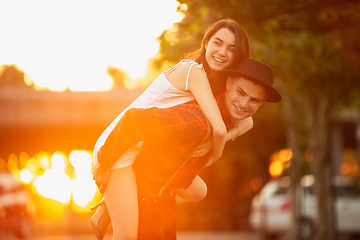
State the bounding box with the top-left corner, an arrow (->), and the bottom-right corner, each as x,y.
2,231 -> 261,240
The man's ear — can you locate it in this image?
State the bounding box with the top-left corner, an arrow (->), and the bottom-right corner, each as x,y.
226,76 -> 232,90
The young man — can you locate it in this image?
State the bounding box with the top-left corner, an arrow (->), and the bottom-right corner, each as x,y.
93,58 -> 281,239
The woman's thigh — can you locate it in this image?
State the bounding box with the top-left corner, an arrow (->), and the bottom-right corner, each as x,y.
104,166 -> 138,238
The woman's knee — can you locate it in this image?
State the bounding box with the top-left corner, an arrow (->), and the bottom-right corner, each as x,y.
190,182 -> 207,202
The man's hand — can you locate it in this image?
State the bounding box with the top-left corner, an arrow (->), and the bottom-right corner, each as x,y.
93,164 -> 110,194
193,136 -> 213,157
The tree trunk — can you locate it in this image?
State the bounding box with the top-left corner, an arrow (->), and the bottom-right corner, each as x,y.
307,98 -> 336,240
356,123 -> 360,187
283,95 -> 303,239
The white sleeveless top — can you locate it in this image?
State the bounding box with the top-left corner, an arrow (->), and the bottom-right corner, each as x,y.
93,60 -> 205,169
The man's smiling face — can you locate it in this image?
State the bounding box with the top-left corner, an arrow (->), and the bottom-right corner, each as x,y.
224,75 -> 268,122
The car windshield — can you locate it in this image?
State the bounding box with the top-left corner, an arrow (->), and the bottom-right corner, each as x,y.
274,187 -> 289,195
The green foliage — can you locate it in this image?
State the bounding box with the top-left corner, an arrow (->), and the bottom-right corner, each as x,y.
158,0 -> 360,106
161,0 -> 360,231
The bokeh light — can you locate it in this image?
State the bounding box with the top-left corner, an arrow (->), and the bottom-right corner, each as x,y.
339,148 -> 359,178
33,152 -> 71,204
20,168 -> 33,184
268,148 -> 293,177
269,161 -> 283,177
7,153 -> 19,172
4,149 -> 100,214
38,151 -> 51,170
69,150 -> 97,208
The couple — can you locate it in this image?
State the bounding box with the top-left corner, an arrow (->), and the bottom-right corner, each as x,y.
92,19 -> 281,240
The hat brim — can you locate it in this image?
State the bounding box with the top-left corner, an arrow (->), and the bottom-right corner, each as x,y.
220,70 -> 282,103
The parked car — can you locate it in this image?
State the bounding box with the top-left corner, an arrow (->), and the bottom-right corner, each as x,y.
0,171 -> 33,239
249,175 -> 360,240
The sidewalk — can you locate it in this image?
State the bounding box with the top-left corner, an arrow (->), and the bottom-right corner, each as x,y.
177,231 -> 261,240
3,231 -> 261,240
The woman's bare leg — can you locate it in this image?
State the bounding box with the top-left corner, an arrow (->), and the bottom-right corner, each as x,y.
175,175 -> 207,204
104,166 -> 138,240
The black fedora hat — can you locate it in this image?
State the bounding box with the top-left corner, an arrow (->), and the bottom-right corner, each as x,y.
220,58 -> 281,102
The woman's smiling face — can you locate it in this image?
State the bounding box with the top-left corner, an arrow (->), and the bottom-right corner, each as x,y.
205,28 -> 236,73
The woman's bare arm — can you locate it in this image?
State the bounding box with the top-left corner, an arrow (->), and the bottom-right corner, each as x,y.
186,67 -> 227,161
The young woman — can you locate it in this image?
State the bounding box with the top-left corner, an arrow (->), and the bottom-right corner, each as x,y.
91,19 -> 252,240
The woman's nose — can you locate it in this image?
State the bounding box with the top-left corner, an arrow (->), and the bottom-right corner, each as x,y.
218,46 -> 226,56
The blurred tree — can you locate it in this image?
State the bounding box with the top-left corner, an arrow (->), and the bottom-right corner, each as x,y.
156,0 -> 360,237
247,2 -> 360,239
0,64 -> 28,87
106,65 -> 127,88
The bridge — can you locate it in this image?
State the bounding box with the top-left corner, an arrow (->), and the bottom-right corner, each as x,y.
0,86 -> 143,158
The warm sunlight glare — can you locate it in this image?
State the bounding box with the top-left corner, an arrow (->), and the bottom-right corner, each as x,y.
72,177 -> 97,207
69,150 -> 92,176
26,158 -> 40,173
69,150 -> 97,207
0,0 -> 184,91
7,150 -> 102,212
7,153 -> 18,172
33,152 -> 72,204
20,168 -> 33,184
38,151 -> 51,170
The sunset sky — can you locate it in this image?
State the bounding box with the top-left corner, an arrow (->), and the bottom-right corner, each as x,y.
0,0 -> 183,91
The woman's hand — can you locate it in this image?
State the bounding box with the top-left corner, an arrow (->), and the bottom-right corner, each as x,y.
193,136 -> 213,157
203,156 -> 216,168
93,164 -> 110,194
